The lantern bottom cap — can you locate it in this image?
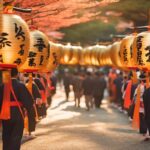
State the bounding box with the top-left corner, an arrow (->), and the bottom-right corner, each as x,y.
0,64 -> 17,69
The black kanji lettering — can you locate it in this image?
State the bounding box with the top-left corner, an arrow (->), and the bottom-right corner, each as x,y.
14,23 -> 25,41
53,52 -> 58,65
145,46 -> 150,62
14,58 -> 22,65
29,58 -> 36,66
47,43 -> 50,59
29,51 -> 37,57
39,55 -> 44,65
137,36 -> 144,65
0,32 -> 11,49
18,44 -> 25,56
34,38 -> 46,52
123,46 -> 128,62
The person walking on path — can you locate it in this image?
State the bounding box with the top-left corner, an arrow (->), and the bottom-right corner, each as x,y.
93,72 -> 106,108
63,72 -> 71,101
72,72 -> 84,107
82,72 -> 94,111
113,72 -> 123,106
0,68 -> 35,150
132,73 -> 147,138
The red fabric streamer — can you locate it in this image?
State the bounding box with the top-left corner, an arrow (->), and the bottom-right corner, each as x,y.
132,85 -> 141,129
124,80 -> 132,109
40,90 -> 47,104
0,81 -> 11,120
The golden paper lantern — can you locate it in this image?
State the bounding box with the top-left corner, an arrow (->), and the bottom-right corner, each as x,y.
85,46 -> 94,66
93,47 -> 100,66
104,45 -> 112,66
120,35 -> 135,68
21,30 -> 49,71
77,46 -> 82,65
0,14 -> 30,67
99,45 -> 112,66
90,46 -> 95,66
97,45 -> 105,66
64,43 -> 73,64
59,43 -> 73,65
91,45 -> 100,66
79,48 -> 86,66
69,46 -> 82,65
132,32 -> 150,70
110,42 -> 122,68
59,45 -> 65,64
46,42 -> 61,72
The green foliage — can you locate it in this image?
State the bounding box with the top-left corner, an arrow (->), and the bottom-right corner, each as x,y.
59,0 -> 150,45
100,0 -> 150,25
60,21 -> 116,45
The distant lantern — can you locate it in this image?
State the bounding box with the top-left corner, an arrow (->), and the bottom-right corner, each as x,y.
91,45 -> 100,66
110,42 -> 121,68
79,48 -> 86,66
21,30 -> 49,72
102,45 -> 112,66
45,42 -> 61,72
97,45 -> 106,66
69,46 -> 82,65
60,43 -> 72,65
84,47 -> 92,66
0,14 -> 30,68
132,32 -> 150,70
64,43 -> 73,64
120,35 -> 135,69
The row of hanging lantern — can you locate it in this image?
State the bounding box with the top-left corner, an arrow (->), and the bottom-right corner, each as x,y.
0,9 -> 62,73
1,6 -> 150,75
59,31 -> 150,74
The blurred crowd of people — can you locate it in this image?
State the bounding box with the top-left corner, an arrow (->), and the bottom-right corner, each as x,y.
61,68 -> 150,141
62,70 -> 107,111
1,66 -> 150,150
107,69 -> 150,141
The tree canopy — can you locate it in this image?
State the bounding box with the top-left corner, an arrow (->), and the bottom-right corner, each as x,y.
4,0 -> 150,44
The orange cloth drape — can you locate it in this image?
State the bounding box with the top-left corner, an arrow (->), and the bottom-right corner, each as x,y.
124,80 -> 132,109
146,72 -> 150,89
132,85 -> 141,129
40,77 -> 47,104
39,90 -> 47,104
0,78 -> 24,120
0,81 -> 11,120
